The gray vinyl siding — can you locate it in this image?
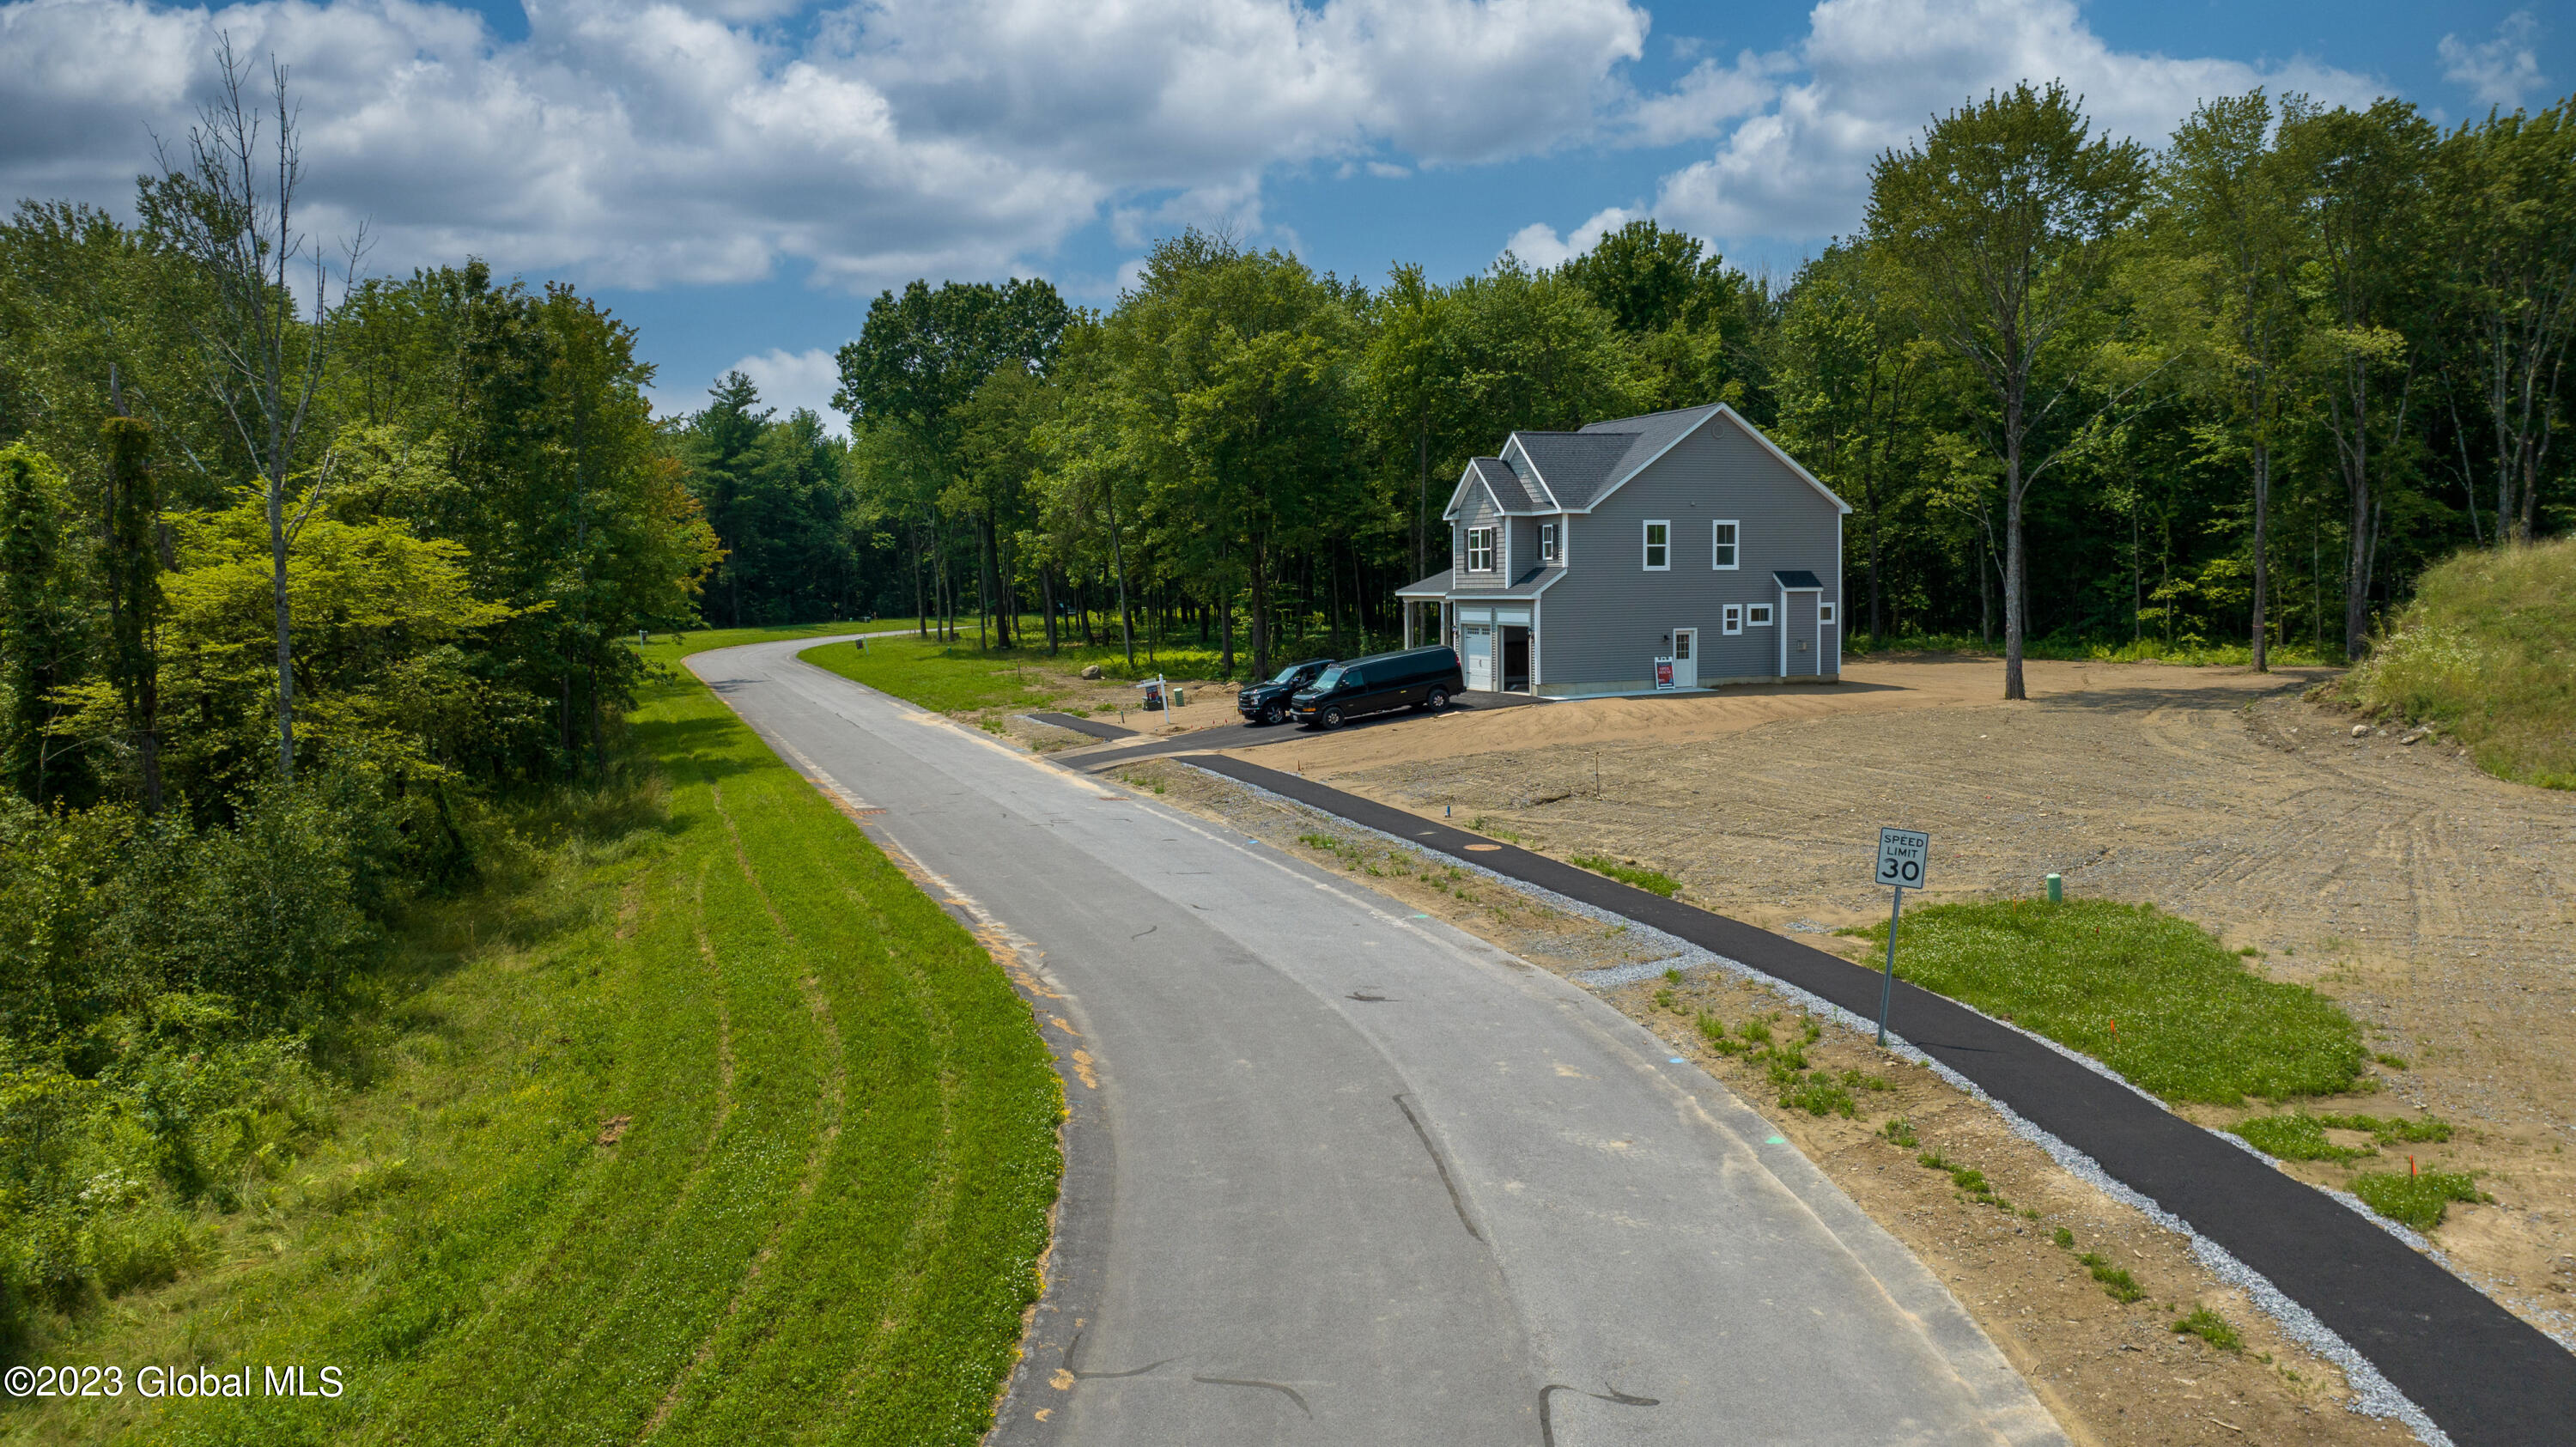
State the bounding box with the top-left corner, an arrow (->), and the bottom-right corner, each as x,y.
1536,414 -> 1842,693
1453,486 -> 1506,593
1507,514 -> 1540,576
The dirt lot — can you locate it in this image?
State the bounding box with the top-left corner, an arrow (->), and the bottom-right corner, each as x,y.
1211,656 -> 2576,1345
1119,756 -> 2415,1447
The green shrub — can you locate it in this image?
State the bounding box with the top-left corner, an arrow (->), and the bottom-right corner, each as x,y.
2172,1306 -> 2243,1351
2346,537 -> 2576,788
1856,898 -> 2365,1105
2351,1170 -> 2485,1230
1781,1077 -> 1856,1117
2078,1252 -> 2146,1303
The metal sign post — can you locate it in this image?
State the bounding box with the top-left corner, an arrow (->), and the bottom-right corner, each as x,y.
1873,828 -> 1930,1048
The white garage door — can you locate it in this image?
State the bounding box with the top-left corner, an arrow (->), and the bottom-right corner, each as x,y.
1461,623 -> 1493,691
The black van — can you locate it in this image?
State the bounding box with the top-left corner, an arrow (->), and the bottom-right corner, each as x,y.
1236,657 -> 1334,726
1289,646 -> 1464,729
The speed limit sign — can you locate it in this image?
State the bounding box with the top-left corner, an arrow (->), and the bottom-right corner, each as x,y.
1875,828 -> 1930,890
1870,827 -> 1929,1049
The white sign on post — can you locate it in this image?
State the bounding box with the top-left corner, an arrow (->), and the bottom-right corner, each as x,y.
1871,828 -> 1929,1048
1875,828 -> 1930,890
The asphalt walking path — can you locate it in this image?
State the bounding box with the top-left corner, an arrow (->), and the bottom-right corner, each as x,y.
690,637 -> 2065,1446
1180,752 -> 2576,1447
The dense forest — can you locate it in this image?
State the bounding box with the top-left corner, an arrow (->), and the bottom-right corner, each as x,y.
2,56 -> 2570,1339
0,56 -> 720,1336
681,82 -> 2573,692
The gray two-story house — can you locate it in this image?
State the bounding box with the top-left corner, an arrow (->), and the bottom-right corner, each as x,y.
1396,402 -> 1848,696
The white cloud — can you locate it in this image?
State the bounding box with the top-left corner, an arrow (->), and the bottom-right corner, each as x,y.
0,0 -> 1653,293
1627,49 -> 1793,146
723,347 -> 852,436
2439,11 -> 2547,111
1642,0 -> 2387,246
1502,205 -> 1637,267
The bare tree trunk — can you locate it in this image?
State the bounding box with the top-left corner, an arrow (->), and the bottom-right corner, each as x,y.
1104,480 -> 1135,668
1249,533 -> 1273,681
2250,441 -> 2270,672
2002,416 -> 2027,701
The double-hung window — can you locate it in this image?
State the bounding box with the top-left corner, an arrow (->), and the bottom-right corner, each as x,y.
1722,604 -> 1743,635
1539,522 -> 1558,562
1466,526 -> 1496,573
1711,520 -> 1740,569
1643,520 -> 1670,570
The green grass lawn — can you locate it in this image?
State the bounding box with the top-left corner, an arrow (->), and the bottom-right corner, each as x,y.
796,623 -> 1389,714
1846,898 -> 2366,1106
9,624 -> 1062,1446
2348,536 -> 2576,788
798,635 -> 1084,715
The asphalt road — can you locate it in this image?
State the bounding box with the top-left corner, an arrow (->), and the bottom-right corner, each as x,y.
690,637 -> 2066,1446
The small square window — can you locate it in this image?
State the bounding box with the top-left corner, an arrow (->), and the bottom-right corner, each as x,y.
1643,520 -> 1670,570
1819,602 -> 1837,624
1540,523 -> 1558,562
1747,604 -> 1774,626
1722,604 -> 1743,635
1711,520 -> 1740,569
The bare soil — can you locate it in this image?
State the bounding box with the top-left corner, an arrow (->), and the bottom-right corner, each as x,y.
1214,656 -> 2576,1351
1121,755 -> 2415,1447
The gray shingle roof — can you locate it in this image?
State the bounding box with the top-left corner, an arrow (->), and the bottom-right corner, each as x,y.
1396,567 -> 1454,596
1451,402 -> 1774,518
1774,569 -> 1824,589
1467,456 -> 1547,512
1504,430 -> 1640,510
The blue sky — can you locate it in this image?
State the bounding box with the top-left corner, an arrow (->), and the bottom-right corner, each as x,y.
0,1 -> 2558,429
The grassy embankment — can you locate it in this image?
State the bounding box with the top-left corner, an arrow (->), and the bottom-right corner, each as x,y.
2346,536 -> 2576,789
5,622 -> 1060,1447
1844,899 -> 2491,1229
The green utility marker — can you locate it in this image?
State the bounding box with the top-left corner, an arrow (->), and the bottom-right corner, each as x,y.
2046,872 -> 2063,903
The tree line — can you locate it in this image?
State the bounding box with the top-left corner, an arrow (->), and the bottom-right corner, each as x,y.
679,82 -> 2571,690
0,50 -> 718,1334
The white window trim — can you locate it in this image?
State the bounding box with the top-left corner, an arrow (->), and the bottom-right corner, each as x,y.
1819,601 -> 1837,623
1747,604 -> 1775,626
1539,522 -> 1558,562
1722,604 -> 1743,635
1467,526 -> 1497,573
1643,519 -> 1671,571
1710,519 -> 1741,570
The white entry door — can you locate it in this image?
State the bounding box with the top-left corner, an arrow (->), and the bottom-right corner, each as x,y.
1463,624 -> 1494,690
1671,627 -> 1698,688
